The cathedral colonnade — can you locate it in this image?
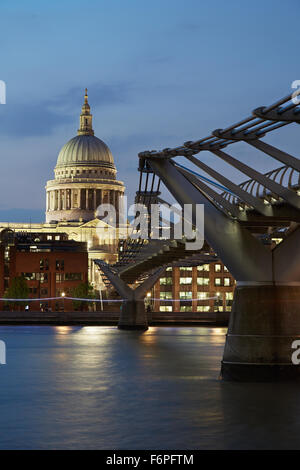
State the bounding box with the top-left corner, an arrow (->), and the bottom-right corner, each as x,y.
46,187 -> 123,219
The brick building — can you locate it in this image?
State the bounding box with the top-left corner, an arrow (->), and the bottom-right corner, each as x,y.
0,229 -> 88,311
152,261 -> 235,313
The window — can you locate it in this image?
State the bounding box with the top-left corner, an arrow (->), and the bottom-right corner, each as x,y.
160,291 -> 172,300
160,277 -> 172,286
56,273 -> 64,282
197,264 -> 209,271
179,291 -> 192,300
214,278 -> 221,286
47,235 -> 52,241
224,277 -> 231,286
22,273 -> 36,280
40,259 -> 49,271
224,266 -> 229,272
41,288 -> 48,296
226,292 -> 233,300
180,306 -> 192,312
39,273 -> 48,283
215,306 -> 224,312
29,287 -> 37,294
65,273 -> 83,281
180,267 -> 192,272
197,306 -> 210,312
215,264 -> 221,272
22,273 -> 48,282
160,306 -> 172,312
197,277 -> 209,286
166,267 -> 172,272
56,259 -> 64,271
180,277 -> 192,285
197,292 -> 210,300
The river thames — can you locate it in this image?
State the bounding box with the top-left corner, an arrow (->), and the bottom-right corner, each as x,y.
0,325 -> 299,450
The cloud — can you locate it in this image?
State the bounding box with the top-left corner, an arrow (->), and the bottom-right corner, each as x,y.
46,81 -> 135,112
0,81 -> 136,137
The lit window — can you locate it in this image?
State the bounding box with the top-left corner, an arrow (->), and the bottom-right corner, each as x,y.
197,277 -> 209,286
160,306 -> 172,312
197,264 -> 209,271
180,306 -> 192,312
215,264 -> 221,272
180,267 -> 192,272
197,292 -> 210,300
215,306 -> 223,312
160,291 -> 172,300
215,278 -> 221,286
180,277 -> 192,285
226,292 -> 233,300
160,277 -> 172,285
224,277 -> 231,286
179,291 -> 192,299
197,306 -> 210,312
224,266 -> 229,272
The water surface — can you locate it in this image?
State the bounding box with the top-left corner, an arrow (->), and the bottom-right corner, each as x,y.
0,326 -> 299,449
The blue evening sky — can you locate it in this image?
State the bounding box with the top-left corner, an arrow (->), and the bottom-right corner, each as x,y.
0,0 -> 299,221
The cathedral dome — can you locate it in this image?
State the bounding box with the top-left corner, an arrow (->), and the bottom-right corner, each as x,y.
55,88 -> 115,170
56,134 -> 115,169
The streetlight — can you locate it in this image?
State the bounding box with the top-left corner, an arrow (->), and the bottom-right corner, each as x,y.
61,292 -> 65,312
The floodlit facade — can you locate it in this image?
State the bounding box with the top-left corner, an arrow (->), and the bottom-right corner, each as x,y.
152,262 -> 235,313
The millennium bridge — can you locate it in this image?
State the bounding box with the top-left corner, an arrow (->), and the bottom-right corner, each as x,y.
96,89 -> 300,381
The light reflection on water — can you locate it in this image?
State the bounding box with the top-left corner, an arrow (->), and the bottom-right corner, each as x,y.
0,325 -> 299,449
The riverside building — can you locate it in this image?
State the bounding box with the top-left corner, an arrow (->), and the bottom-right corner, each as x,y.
0,229 -> 88,311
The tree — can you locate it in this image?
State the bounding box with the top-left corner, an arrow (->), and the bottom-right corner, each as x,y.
4,276 -> 29,311
70,282 -> 97,310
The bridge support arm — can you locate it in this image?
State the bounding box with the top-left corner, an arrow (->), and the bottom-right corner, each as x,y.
148,157 -> 272,283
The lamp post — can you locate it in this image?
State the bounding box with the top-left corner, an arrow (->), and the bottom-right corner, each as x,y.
61,291 -> 65,312
216,292 -> 221,312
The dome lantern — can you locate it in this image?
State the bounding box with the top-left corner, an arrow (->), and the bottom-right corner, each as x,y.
78,88 -> 94,136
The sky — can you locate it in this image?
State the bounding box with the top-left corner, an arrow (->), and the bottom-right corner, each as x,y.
0,0 -> 300,221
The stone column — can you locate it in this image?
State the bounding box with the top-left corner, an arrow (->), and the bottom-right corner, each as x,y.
86,189 -> 89,210
93,189 -> 97,210
58,190 -> 61,210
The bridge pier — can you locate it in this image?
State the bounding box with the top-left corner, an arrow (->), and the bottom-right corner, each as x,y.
95,261 -> 165,332
118,300 -> 148,330
221,285 -> 300,382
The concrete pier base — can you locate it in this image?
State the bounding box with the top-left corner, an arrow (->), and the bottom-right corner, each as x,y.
221,285 -> 300,382
118,300 -> 148,330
